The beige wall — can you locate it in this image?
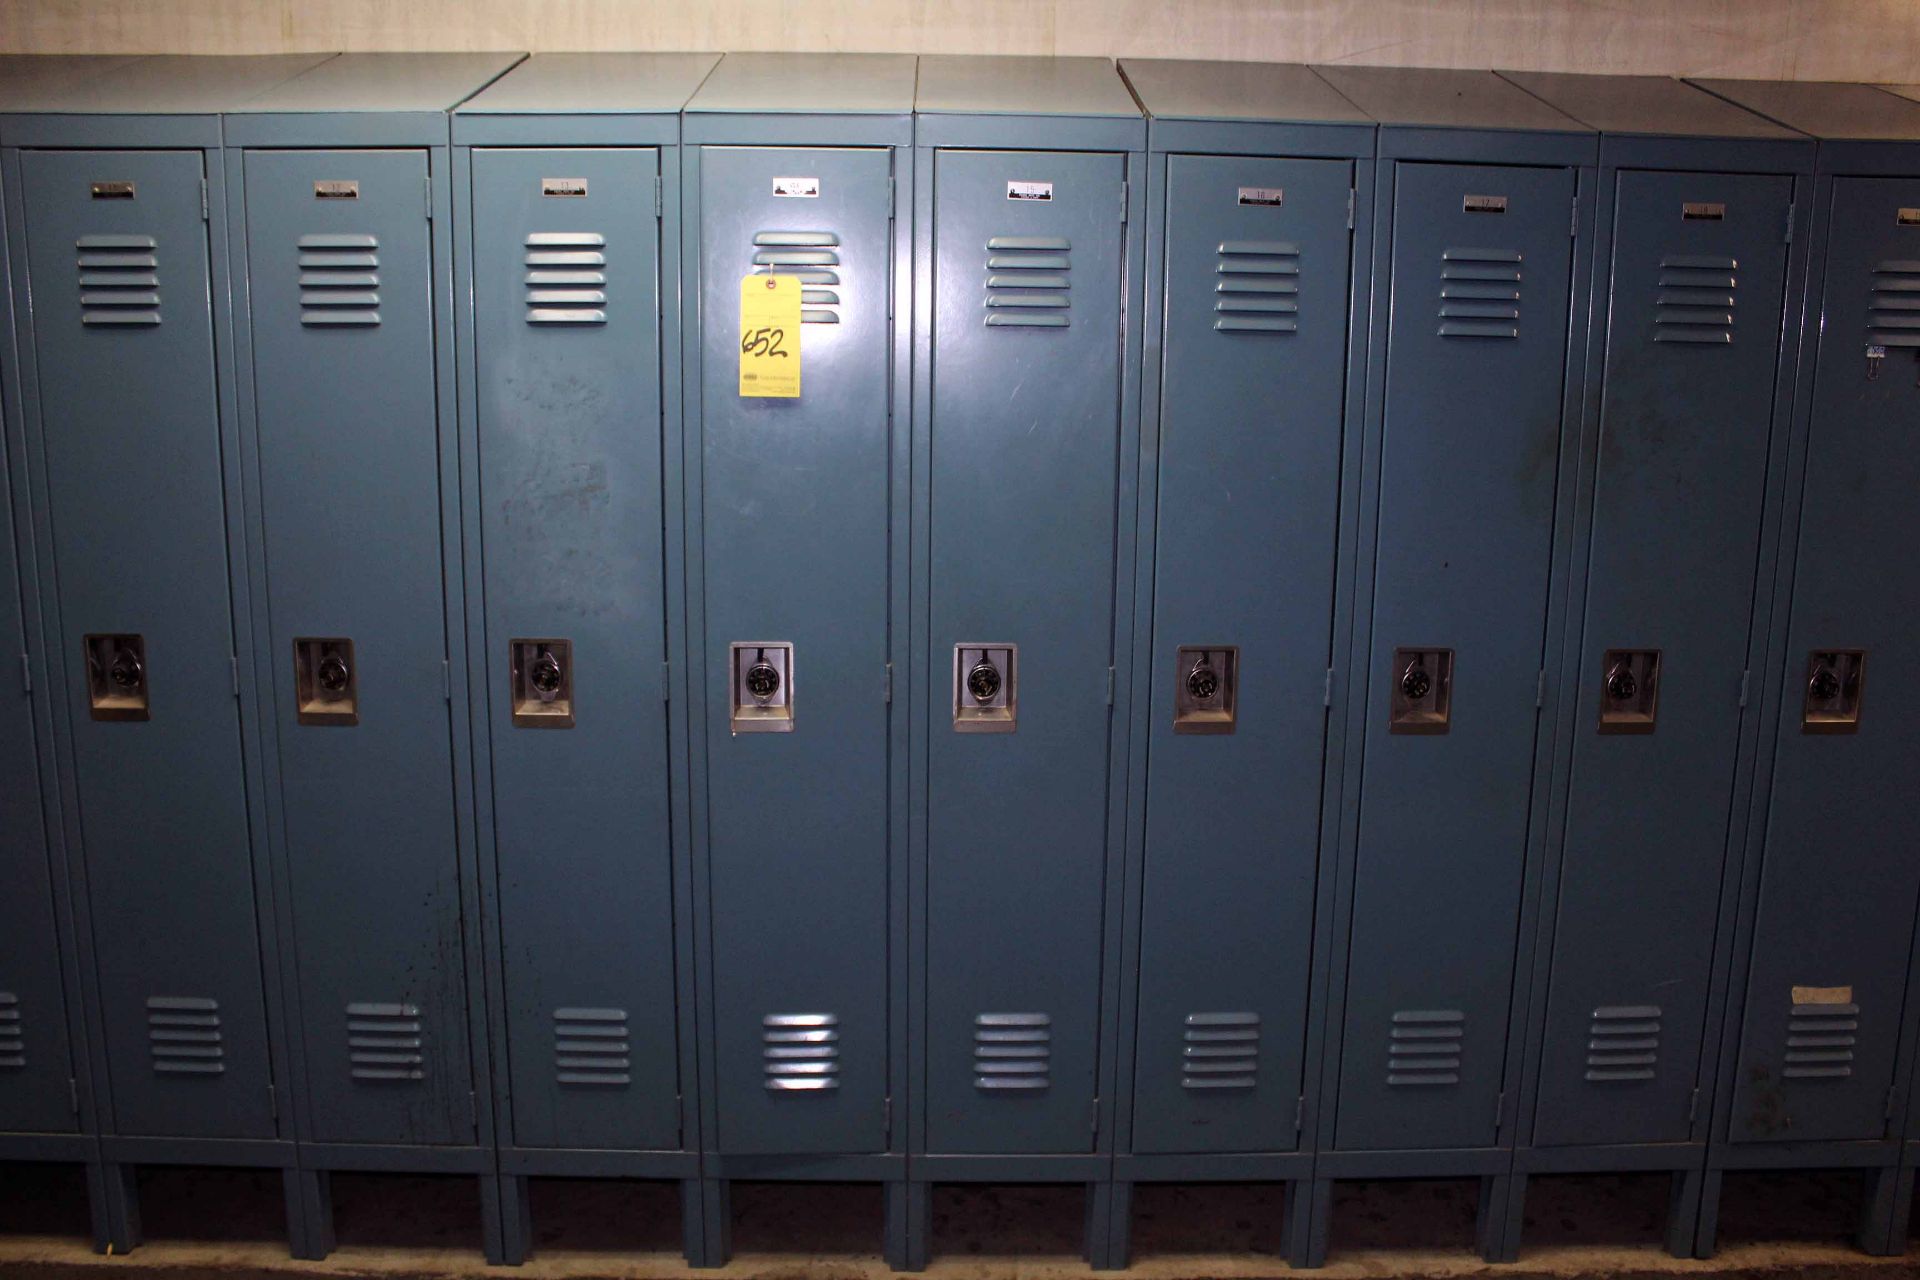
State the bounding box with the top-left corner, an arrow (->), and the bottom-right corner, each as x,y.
2,0 -> 1918,83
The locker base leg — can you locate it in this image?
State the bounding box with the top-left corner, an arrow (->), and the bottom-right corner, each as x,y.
89,1162 -> 140,1256
483,1173 -> 532,1266
1085,1179 -> 1131,1271
285,1168 -> 334,1261
1490,1172 -> 1527,1263
1692,1168 -> 1724,1259
1665,1167 -> 1706,1259
1475,1174 -> 1519,1263
686,1177 -> 731,1268
1284,1178 -> 1332,1269
1856,1165 -> 1913,1257
884,1180 -> 930,1272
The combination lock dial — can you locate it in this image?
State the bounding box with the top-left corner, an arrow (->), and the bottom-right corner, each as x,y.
745,661 -> 782,701
108,650 -> 144,692
1607,666 -> 1638,701
317,654 -> 351,694
1186,657 -> 1220,702
1808,665 -> 1841,702
1401,663 -> 1432,702
530,653 -> 564,699
966,660 -> 1002,703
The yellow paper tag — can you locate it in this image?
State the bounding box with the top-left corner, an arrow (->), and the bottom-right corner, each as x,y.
740,273 -> 801,398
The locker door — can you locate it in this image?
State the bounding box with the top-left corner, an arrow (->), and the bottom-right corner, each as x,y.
926,147 -> 1127,1155
1730,175 -> 1920,1145
1535,170 -> 1792,1148
243,149 -> 471,1146
0,431 -> 74,1134
698,145 -> 893,1154
1337,161 -> 1574,1152
470,148 -> 678,1150
20,150 -> 274,1138
1131,153 -> 1353,1154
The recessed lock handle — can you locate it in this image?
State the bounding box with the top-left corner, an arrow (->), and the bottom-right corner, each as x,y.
966,660 -> 1002,704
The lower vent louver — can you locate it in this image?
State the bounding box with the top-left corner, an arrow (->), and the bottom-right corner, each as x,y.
0,993 -> 22,1069
1182,1011 -> 1259,1090
1388,1009 -> 1463,1086
347,1002 -> 424,1082
147,996 -> 224,1076
764,1013 -> 839,1091
1784,1000 -> 1858,1081
554,1007 -> 630,1087
1586,1004 -> 1661,1082
1214,240 -> 1299,334
974,1012 -> 1050,1091
985,236 -> 1070,328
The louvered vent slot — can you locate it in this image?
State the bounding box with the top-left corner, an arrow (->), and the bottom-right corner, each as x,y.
1784,1001 -> 1858,1080
554,1007 -> 629,1087
0,993 -> 22,1069
76,234 -> 160,326
985,236 -> 1070,328
1182,1011 -> 1259,1090
1655,254 -> 1737,344
147,996 -> 223,1076
974,1012 -> 1050,1091
753,231 -> 841,324
764,1013 -> 839,1091
299,234 -> 380,327
1388,1009 -> 1463,1086
1215,240 -> 1298,334
1869,261 -> 1920,349
1439,248 -> 1521,339
525,232 -> 608,325
347,1002 -> 424,1082
1586,1004 -> 1660,1082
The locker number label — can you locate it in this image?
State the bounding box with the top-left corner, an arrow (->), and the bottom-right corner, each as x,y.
740,274 -> 801,399
1007,180 -> 1053,201
1238,186 -> 1284,207
772,176 -> 819,198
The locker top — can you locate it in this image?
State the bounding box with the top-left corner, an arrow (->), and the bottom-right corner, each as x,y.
1118,59 -> 1367,125
1502,72 -> 1799,140
1314,65 -> 1585,133
1693,79 -> 1920,141
0,54 -> 146,111
456,52 -> 719,115
0,54 -> 332,149
914,55 -> 1143,151
685,52 -> 917,115
224,52 -> 526,147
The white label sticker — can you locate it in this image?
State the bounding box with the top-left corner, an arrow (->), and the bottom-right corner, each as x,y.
1007,180 -> 1053,202
1238,186 -> 1284,207
314,179 -> 360,200
772,176 -> 820,198
542,177 -> 589,197
1792,985 -> 1854,1006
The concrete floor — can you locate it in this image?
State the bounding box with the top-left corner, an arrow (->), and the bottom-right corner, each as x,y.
0,1164 -> 1914,1279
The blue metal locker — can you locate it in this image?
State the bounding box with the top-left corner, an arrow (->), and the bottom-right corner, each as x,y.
222,52 -> 525,1263
1493,72 -> 1813,1261
1302,65 -> 1596,1265
907,55 -> 1145,1269
679,53 -> 915,1269
1685,78 -> 1920,1260
0,54 -> 331,1257
450,52 -> 717,1266
1107,58 -> 1374,1270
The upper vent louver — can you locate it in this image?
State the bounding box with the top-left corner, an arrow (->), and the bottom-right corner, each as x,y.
1215,240 -> 1298,334
1388,1009 -> 1464,1086
985,236 -> 1069,328
526,232 -> 608,325
1869,261 -> 1920,349
1439,248 -> 1521,339
554,1007 -> 630,1087
1586,1004 -> 1660,1082
753,231 -> 841,324
1182,1011 -> 1259,1090
0,993 -> 22,1070
763,1013 -> 839,1091
974,1012 -> 1051,1091
298,234 -> 380,327
347,1001 -> 424,1082
1655,254 -> 1737,344
147,996 -> 224,1076
77,234 -> 160,326
1784,1000 -> 1858,1080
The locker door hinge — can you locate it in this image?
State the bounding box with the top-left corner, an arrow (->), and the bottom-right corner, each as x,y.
1324,667 -> 1335,708
1571,202 -> 1579,238
1687,1086 -> 1699,1124
1784,205 -> 1794,244
231,656 -> 241,698
1494,1090 -> 1506,1133
200,178 -> 210,221
1120,182 -> 1129,223
676,1093 -> 684,1148
469,1089 -> 480,1136
1090,1095 -> 1101,1135
269,1084 -> 279,1119
1346,188 -> 1356,231
20,652 -> 31,694
884,1094 -> 893,1140
1739,669 -> 1750,708
884,662 -> 893,704
425,175 -> 433,220
888,174 -> 897,214
654,174 -> 664,218
1536,669 -> 1547,708
1886,1086 -> 1899,1122
1294,1095 -> 1306,1134
662,661 -> 671,702
68,1078 -> 80,1115
1106,665 -> 1116,705
442,659 -> 451,701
